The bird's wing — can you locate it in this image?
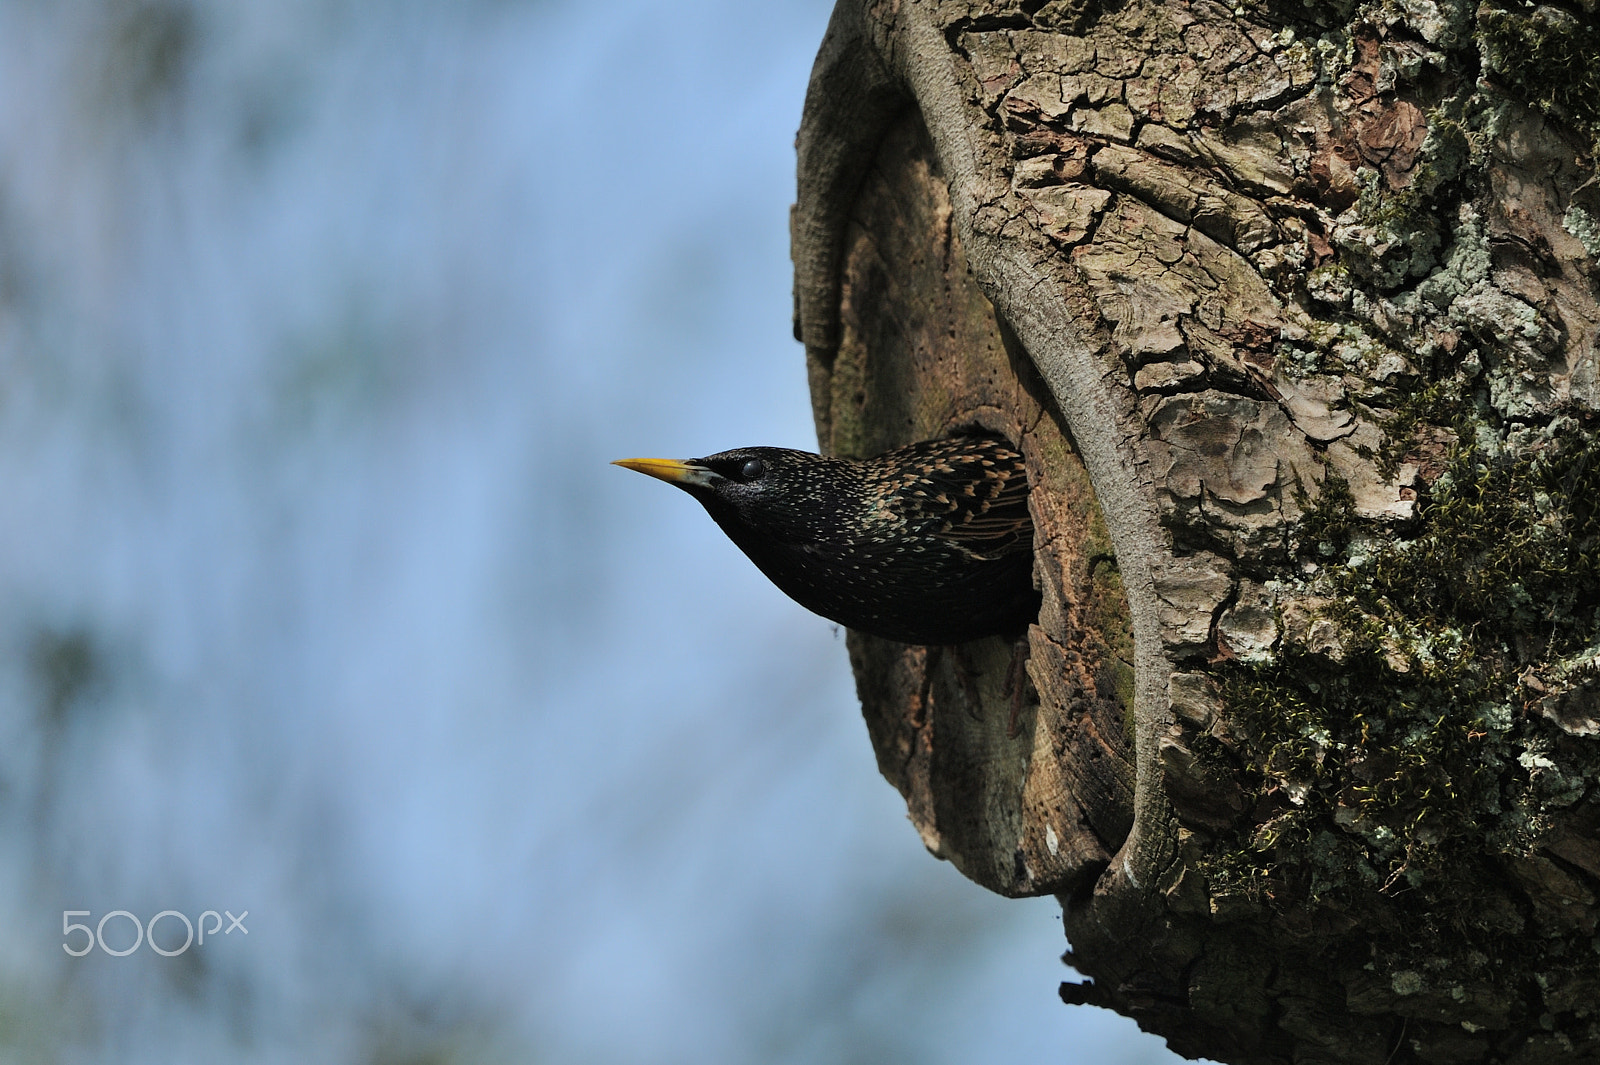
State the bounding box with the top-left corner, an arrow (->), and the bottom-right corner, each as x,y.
881,440 -> 1034,560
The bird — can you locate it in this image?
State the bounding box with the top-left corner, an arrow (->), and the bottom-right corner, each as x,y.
613,434 -> 1040,645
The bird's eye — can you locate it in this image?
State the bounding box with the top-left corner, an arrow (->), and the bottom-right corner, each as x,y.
741,458 -> 766,480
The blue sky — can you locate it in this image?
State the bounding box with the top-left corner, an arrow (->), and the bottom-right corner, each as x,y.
0,2 -> 1192,1062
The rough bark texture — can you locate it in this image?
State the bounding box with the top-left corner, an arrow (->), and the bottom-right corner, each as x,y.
793,1 -> 1600,1062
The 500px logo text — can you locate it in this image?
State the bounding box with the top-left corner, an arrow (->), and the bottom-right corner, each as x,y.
62,909 -> 249,957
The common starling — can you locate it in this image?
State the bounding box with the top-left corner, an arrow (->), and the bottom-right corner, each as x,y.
613,434 -> 1039,645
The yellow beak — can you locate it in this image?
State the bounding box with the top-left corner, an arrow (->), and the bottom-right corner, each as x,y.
612,457 -> 715,488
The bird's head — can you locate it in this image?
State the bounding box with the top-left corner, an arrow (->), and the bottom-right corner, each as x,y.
612,447 -> 850,543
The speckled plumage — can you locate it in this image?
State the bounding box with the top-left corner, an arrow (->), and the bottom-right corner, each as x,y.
614,435 -> 1039,644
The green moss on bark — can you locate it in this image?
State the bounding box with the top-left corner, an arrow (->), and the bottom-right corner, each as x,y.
1204,424 -> 1600,958
1477,2 -> 1600,159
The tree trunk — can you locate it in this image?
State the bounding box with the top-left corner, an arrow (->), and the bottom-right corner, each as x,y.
792,1 -> 1600,1062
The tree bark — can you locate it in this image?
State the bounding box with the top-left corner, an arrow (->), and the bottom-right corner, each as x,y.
793,1 -> 1600,1062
